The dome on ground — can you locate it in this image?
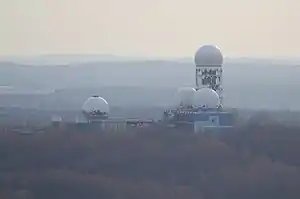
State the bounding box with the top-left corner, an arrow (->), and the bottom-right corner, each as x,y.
82,96 -> 109,115
176,87 -> 196,107
193,88 -> 220,109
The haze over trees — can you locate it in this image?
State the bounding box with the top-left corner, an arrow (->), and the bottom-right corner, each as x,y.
1,124 -> 300,199
0,56 -> 299,198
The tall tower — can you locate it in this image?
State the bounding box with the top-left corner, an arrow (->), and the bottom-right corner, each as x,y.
194,45 -> 224,105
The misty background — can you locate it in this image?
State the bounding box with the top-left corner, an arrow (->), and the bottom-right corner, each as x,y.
0,56 -> 299,112
1,0 -> 300,121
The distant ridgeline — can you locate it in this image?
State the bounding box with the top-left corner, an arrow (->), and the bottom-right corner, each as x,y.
0,58 -> 299,109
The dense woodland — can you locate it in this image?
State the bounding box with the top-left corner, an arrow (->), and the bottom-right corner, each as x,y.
0,124 -> 300,199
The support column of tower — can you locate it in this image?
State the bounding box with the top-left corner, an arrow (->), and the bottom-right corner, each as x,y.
194,45 -> 224,106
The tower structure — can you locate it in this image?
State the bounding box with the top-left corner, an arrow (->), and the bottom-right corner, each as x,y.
163,44 -> 235,132
194,45 -> 224,105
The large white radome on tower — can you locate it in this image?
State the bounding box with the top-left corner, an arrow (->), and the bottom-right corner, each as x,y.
82,96 -> 110,115
193,88 -> 220,109
194,45 -> 223,66
176,87 -> 196,107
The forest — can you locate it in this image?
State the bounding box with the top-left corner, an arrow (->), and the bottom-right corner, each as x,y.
0,123 -> 300,199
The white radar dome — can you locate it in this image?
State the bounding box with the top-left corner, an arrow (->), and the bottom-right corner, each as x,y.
194,45 -> 223,66
82,96 -> 109,115
193,88 -> 220,109
176,87 -> 196,107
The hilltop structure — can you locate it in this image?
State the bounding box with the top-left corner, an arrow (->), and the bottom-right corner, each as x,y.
163,45 -> 235,133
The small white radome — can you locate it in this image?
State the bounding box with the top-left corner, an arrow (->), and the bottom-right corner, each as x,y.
193,88 -> 220,109
176,87 -> 196,107
82,96 -> 110,114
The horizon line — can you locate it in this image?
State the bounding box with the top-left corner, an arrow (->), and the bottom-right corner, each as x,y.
1,54 -> 300,60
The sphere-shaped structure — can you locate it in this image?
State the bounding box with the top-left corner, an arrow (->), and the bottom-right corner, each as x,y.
193,88 -> 220,109
176,87 -> 196,107
82,96 -> 109,119
194,45 -> 223,66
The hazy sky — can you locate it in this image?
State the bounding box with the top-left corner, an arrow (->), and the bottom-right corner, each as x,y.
1,0 -> 300,58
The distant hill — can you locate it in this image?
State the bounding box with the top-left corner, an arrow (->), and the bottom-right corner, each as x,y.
0,58 -> 300,110
2,54 -> 300,66
0,54 -> 159,65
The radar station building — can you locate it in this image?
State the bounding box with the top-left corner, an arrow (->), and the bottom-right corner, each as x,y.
163,45 -> 235,133
52,96 -> 128,132
52,95 -> 153,132
51,44 -> 235,134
